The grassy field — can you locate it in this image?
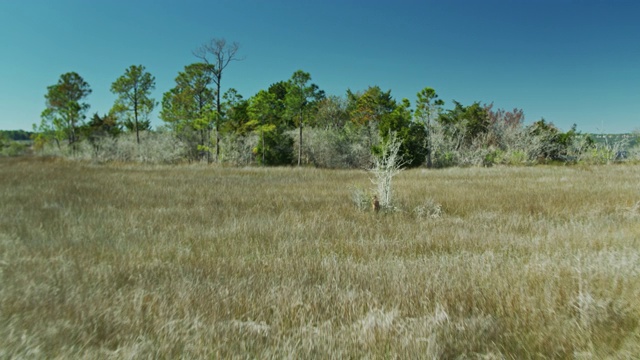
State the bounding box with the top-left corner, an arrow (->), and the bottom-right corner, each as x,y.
1,157 -> 640,358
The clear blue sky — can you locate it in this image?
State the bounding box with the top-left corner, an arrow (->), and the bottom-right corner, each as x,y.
1,0 -> 638,133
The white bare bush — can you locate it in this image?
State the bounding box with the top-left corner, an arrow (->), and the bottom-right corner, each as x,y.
456,133 -> 497,167
32,141 -> 65,158
369,132 -> 405,210
429,123 -> 459,168
514,128 -> 556,164
627,145 -> 640,162
67,131 -> 187,164
413,198 -> 443,219
491,119 -> 523,151
297,128 -> 348,168
293,125 -> 377,169
349,186 -> 371,211
219,133 -> 258,166
138,132 -> 187,164
429,123 -> 496,167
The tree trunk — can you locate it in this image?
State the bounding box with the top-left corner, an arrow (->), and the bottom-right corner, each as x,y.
215,74 -> 222,163
298,116 -> 302,166
134,91 -> 140,145
215,123 -> 220,163
70,118 -> 77,155
426,118 -> 432,168
206,127 -> 211,163
201,129 -> 207,161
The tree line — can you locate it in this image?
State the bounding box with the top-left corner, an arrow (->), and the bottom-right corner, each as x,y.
33,37 -> 631,167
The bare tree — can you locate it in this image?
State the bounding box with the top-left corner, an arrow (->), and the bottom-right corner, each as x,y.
370,132 -> 405,210
193,38 -> 242,162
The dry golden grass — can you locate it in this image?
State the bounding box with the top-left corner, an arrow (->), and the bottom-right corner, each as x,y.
1,157 -> 640,358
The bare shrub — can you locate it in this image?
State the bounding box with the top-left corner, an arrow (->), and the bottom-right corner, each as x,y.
485,105 -> 525,149
625,148 -> 640,162
456,136 -> 496,167
294,125 -> 376,169
137,131 -> 187,164
65,131 -> 188,164
350,186 -> 371,211
414,198 -> 443,219
369,132 -> 404,210
429,123 -> 459,168
219,133 -> 258,166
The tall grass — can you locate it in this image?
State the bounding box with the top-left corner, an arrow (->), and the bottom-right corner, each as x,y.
1,157 -> 639,358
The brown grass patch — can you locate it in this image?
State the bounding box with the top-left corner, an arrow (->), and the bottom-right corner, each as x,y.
1,158 -> 639,358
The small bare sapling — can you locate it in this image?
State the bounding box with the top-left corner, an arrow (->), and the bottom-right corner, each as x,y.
369,132 -> 405,211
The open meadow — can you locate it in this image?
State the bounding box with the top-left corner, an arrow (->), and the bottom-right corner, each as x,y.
1,157 -> 640,358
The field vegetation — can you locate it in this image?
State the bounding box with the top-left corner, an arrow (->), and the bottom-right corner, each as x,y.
36,46 -> 640,169
2,157 -> 640,358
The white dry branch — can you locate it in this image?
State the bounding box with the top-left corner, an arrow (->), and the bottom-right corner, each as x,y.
369,132 -> 405,210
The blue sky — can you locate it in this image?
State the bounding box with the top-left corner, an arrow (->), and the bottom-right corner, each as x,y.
0,0 -> 638,133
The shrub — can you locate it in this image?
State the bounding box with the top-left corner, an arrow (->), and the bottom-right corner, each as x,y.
501,150 -> 527,166
369,132 -> 404,209
483,148 -> 503,167
220,133 -> 258,166
254,129 -> 294,166
297,126 -> 376,169
0,141 -> 29,157
413,198 -> 443,219
34,131 -> 188,164
579,145 -> 618,165
350,186 -> 371,211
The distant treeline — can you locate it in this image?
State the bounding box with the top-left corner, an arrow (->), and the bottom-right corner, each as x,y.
0,130 -> 33,157
0,130 -> 33,141
28,37 -> 640,167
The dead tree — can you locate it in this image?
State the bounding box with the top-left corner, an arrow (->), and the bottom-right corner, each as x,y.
193,38 -> 242,162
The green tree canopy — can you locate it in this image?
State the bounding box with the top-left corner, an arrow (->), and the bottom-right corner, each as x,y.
111,65 -> 156,144
346,86 -> 396,126
83,112 -> 121,140
415,87 -> 444,167
313,95 -> 349,129
377,98 -> 428,168
38,72 -> 92,147
438,100 -> 490,149
160,63 -> 216,160
285,70 -> 325,165
221,88 -> 250,135
81,112 -> 121,153
247,90 -> 280,165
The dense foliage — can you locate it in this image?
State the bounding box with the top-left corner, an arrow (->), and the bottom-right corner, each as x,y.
0,130 -> 32,141
110,65 -> 157,144
29,38 -> 639,166
35,72 -> 92,151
